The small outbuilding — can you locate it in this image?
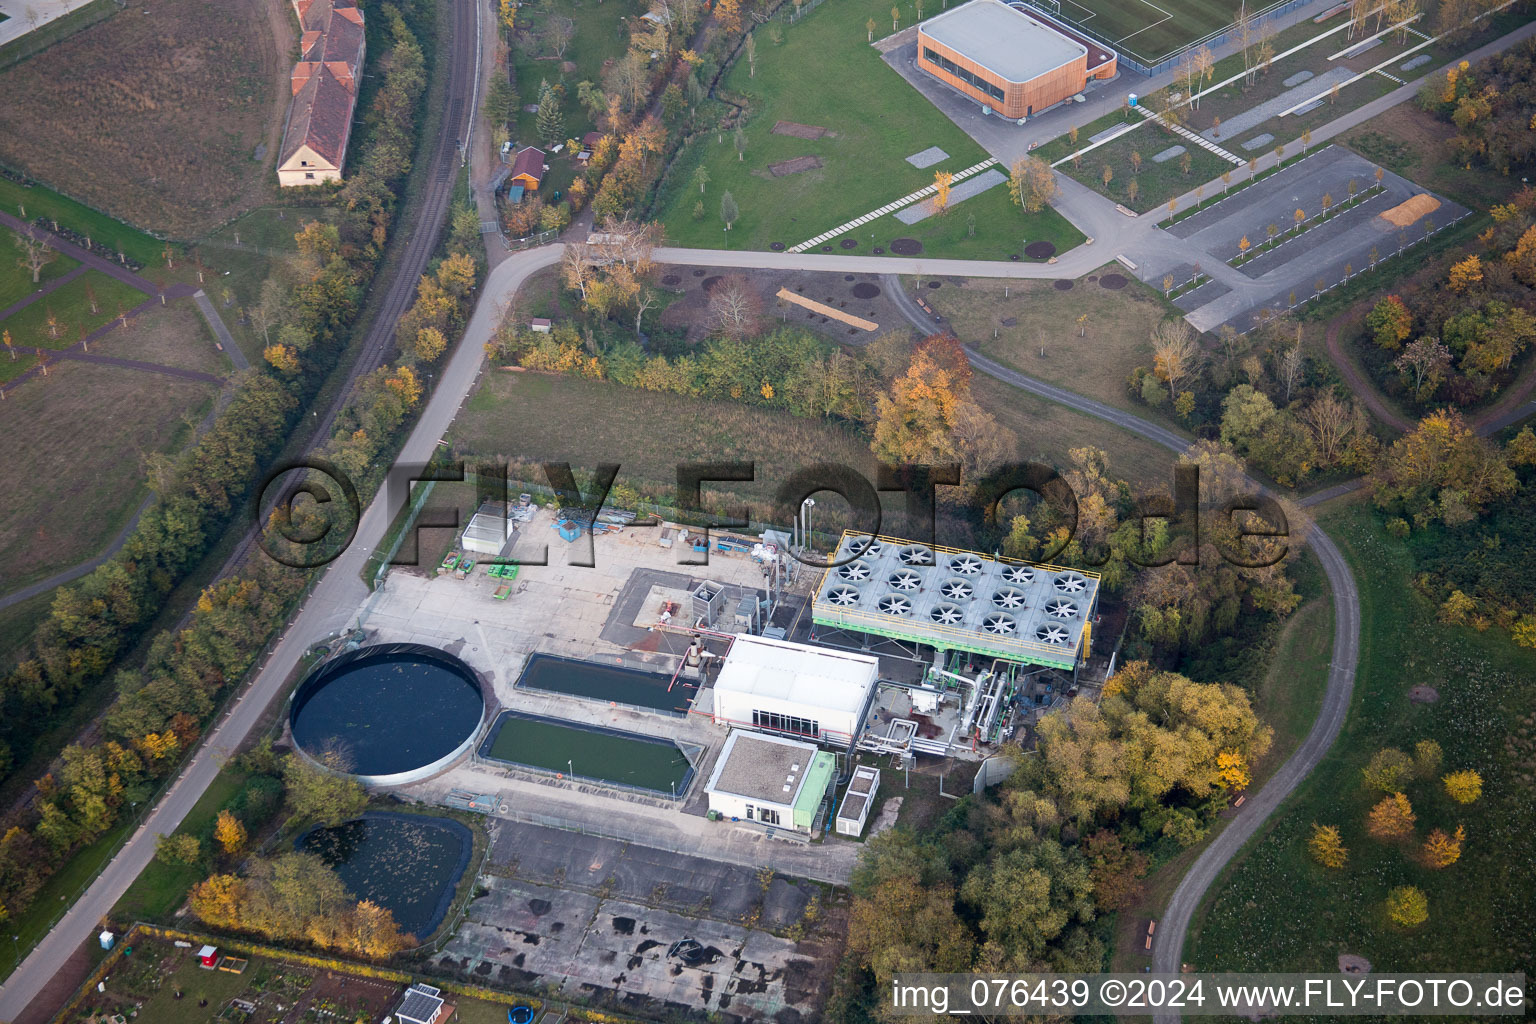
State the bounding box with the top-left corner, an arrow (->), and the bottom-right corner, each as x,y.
394,983 -> 455,1024
704,730 -> 836,833
509,146 -> 546,191
461,499 -> 515,556
529,317 -> 552,333
197,945 -> 218,968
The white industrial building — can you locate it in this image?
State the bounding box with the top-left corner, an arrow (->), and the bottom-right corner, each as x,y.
704,730 -> 837,833
710,634 -> 879,746
835,765 -> 881,836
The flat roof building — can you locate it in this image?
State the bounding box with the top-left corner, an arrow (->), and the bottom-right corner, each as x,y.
915,0 -> 1116,120
704,730 -> 837,833
710,634 -> 879,746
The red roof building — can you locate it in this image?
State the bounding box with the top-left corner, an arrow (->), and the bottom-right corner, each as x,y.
279,0 -> 365,186
509,147 -> 546,191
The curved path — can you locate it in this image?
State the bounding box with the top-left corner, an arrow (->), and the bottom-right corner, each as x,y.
881,271 -> 1362,1008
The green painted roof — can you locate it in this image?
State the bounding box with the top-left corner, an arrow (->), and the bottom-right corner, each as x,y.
792,751 -> 835,828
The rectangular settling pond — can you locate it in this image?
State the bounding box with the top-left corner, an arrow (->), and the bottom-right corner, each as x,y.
480,710 -> 694,795
515,652 -> 694,715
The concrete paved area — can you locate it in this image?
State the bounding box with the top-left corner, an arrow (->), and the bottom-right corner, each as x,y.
1144,146 -> 1468,332
0,0 -> 95,47
441,867 -> 829,1021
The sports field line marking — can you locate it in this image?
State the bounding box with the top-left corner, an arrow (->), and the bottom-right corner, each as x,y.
1110,0 -> 1175,49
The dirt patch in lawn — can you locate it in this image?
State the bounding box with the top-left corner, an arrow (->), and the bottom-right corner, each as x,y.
1054,279 -> 1074,290
1025,241 -> 1058,259
1409,685 -> 1440,704
851,282 -> 880,299
768,155 -> 823,177
771,120 -> 831,139
1100,273 -> 1128,289
889,238 -> 923,256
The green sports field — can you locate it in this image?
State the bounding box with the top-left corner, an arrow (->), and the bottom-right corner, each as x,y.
1034,0 -> 1246,66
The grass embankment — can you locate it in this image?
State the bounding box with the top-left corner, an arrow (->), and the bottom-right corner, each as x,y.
1188,500 -> 1536,974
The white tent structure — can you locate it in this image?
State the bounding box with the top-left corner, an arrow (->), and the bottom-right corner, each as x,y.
461,500 -> 514,556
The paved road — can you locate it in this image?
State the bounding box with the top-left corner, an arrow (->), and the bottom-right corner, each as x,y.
882,272 -> 1363,1010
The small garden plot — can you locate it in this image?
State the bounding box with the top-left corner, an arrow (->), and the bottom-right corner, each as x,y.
480,710 -> 694,795
296,812 -> 473,941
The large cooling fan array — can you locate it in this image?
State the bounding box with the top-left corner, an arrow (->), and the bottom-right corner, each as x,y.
876,594 -> 912,616
837,561 -> 872,581
1037,623 -> 1072,644
982,614 -> 1016,635
930,604 -> 964,625
898,544 -> 934,566
846,536 -> 882,557
827,585 -> 861,607
939,579 -> 974,601
992,587 -> 1026,609
949,554 -> 983,576
1003,565 -> 1035,584
1053,572 -> 1088,594
888,569 -> 922,591
1045,598 -> 1077,619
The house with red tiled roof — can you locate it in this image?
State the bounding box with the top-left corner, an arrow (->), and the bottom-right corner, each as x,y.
279,0 -> 365,186
508,147 -> 547,191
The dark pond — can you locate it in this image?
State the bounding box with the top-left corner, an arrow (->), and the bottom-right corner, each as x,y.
295,811 -> 471,941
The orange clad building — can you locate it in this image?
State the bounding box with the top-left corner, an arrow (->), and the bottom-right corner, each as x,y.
916,0 -> 1116,121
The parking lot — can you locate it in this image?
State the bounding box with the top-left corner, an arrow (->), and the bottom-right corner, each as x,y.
1147,146 -> 1470,332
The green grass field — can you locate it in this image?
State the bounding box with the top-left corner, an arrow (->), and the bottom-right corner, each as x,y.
1,226 -> 80,310
1049,0 -> 1242,66
657,0 -> 988,251
0,178 -> 167,266
852,184 -> 1085,261
112,769 -> 247,923
0,270 -> 148,353
1188,501 -> 1536,975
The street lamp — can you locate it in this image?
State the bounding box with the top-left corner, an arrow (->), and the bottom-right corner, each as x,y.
801,497 -> 815,556
567,759 -> 573,779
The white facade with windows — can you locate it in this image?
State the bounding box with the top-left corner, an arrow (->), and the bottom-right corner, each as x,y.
704,730 -> 837,834
710,635 -> 879,746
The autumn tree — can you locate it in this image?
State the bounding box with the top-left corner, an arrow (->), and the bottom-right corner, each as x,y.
156,832 -> 202,865
720,190 -> 739,232
1442,769 -> 1482,803
1421,825 -> 1464,868
1394,336 -> 1453,397
1371,410 -> 1517,525
215,809 -> 247,855
1008,156 -> 1057,213
281,754 -> 367,827
1366,792 -> 1416,840
1308,824 -> 1348,868
414,326 -> 447,363
871,336 -> 972,464
1363,747 -> 1415,793
1083,829 -> 1148,910
1151,318 -> 1201,400
1385,885 -> 1428,927
933,170 -> 953,215
1447,253 -> 1483,291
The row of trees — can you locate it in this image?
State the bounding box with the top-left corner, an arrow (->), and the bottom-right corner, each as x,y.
837,662 -> 1269,1016
0,1 -> 435,935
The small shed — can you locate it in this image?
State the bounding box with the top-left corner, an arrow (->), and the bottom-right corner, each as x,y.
509,146 -> 546,191
197,945 -> 218,968
529,317 -> 552,333
395,983 -> 454,1024
835,765 -> 881,836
